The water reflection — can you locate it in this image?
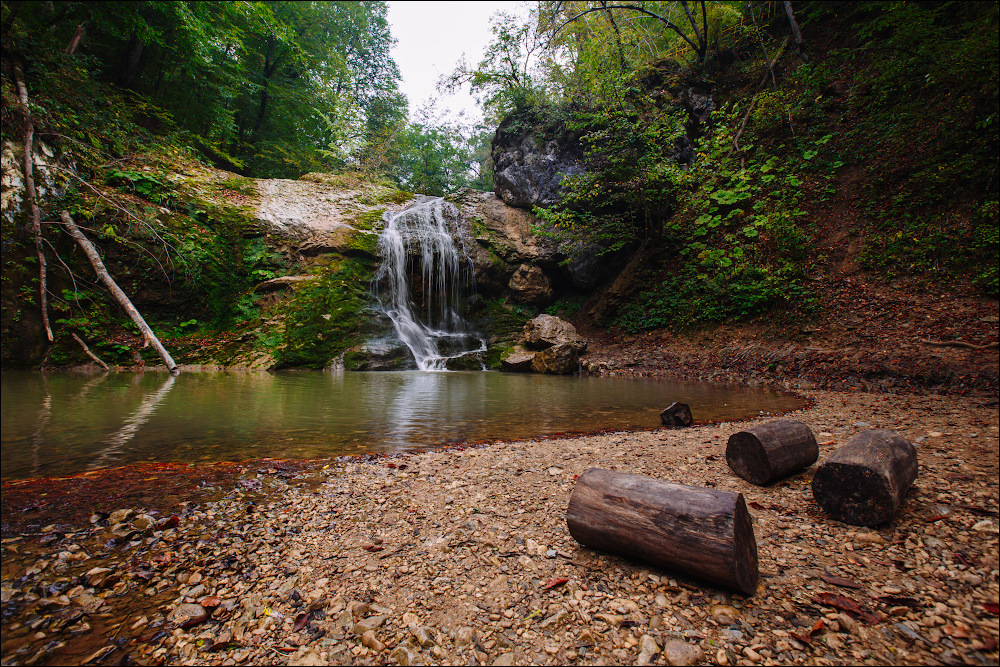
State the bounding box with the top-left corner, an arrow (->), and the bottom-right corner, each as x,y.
0,370 -> 805,480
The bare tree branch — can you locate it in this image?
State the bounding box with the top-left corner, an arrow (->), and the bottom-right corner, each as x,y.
14,65 -> 54,343
71,332 -> 109,370
553,3 -> 703,61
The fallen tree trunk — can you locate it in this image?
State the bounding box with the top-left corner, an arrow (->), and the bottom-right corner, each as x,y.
60,210 -> 179,375
70,332 -> 109,371
811,429 -> 917,526
567,468 -> 759,594
726,420 -> 818,485
15,66 -> 53,344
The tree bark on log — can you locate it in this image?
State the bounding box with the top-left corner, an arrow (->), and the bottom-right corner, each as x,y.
60,211 -> 179,375
15,66 -> 54,344
70,332 -> 109,371
726,420 -> 818,485
660,402 -> 693,427
567,468 -> 759,594
811,429 -> 917,526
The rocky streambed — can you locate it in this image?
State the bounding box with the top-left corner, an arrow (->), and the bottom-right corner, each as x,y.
1,390 -> 998,666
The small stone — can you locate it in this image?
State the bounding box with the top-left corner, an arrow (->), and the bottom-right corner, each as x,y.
742,646 -> 761,663
493,654 -> 515,666
169,603 -> 208,626
411,626 -> 436,647
455,626 -> 478,647
389,646 -> 419,666
716,648 -> 729,666
287,648 -> 325,666
710,604 -> 740,626
402,611 -> 420,628
662,639 -> 703,666
637,634 -> 659,665
362,629 -> 384,651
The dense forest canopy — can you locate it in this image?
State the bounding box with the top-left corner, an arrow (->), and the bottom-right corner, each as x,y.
0,0 -> 493,191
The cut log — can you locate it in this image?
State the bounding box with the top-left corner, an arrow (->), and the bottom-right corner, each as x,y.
726,420 -> 818,485
811,429 -> 917,526
660,402 -> 693,427
567,468 -> 758,594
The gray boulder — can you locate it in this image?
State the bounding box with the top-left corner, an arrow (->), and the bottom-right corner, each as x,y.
523,314 -> 587,353
530,343 -> 579,374
499,346 -> 536,373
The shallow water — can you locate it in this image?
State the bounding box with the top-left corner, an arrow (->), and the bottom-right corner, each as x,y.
0,370 -> 805,480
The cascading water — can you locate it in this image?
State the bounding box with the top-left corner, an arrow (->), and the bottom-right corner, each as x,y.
373,197 -> 486,371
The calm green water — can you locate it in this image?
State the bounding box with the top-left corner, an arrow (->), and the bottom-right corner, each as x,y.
0,370 -> 804,480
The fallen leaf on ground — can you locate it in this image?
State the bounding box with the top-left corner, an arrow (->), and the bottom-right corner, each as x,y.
542,577 -> 569,591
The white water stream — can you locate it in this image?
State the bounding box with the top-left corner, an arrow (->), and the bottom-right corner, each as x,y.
374,198 -> 485,371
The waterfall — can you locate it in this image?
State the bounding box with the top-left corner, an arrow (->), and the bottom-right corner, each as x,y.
374,198 -> 485,371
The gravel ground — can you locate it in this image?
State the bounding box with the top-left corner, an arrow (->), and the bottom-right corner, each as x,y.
2,390 -> 998,666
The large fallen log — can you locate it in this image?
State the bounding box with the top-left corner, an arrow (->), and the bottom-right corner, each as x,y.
60,211 -> 179,375
811,429 -> 917,526
726,420 -> 818,485
567,468 -> 759,594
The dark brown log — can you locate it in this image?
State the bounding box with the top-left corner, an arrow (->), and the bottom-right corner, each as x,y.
567,468 -> 758,594
811,429 -> 917,527
726,420 -> 818,485
660,402 -> 693,427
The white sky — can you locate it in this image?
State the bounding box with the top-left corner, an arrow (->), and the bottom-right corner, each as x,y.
387,1 -> 531,124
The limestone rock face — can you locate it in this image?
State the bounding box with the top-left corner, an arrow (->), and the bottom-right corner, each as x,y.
530,343 -> 579,374
508,264 -> 554,306
523,314 -> 587,353
491,110 -> 586,209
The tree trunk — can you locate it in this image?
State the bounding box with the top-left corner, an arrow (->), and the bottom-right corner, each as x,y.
567,468 -> 759,594
60,211 -> 180,375
122,35 -> 145,88
783,1 -> 808,62
64,20 -> 86,55
71,332 -> 109,371
660,402 -> 693,427
15,67 -> 54,344
811,429 -> 917,526
726,420 -> 818,485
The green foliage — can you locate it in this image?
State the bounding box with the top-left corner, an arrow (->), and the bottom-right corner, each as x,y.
2,0 -> 407,179
267,257 -> 375,368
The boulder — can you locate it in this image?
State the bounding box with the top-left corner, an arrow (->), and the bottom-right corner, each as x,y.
522,314 -> 587,353
499,346 -> 536,373
530,343 -> 578,374
508,264 -> 553,306
344,339 -> 417,371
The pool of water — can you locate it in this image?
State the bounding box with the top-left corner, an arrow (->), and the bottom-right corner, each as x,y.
0,370 -> 805,480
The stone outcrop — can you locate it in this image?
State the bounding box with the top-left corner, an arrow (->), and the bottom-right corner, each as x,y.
508,264 -> 553,306
499,315 -> 588,375
522,314 -> 587,353
491,109 -> 586,209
